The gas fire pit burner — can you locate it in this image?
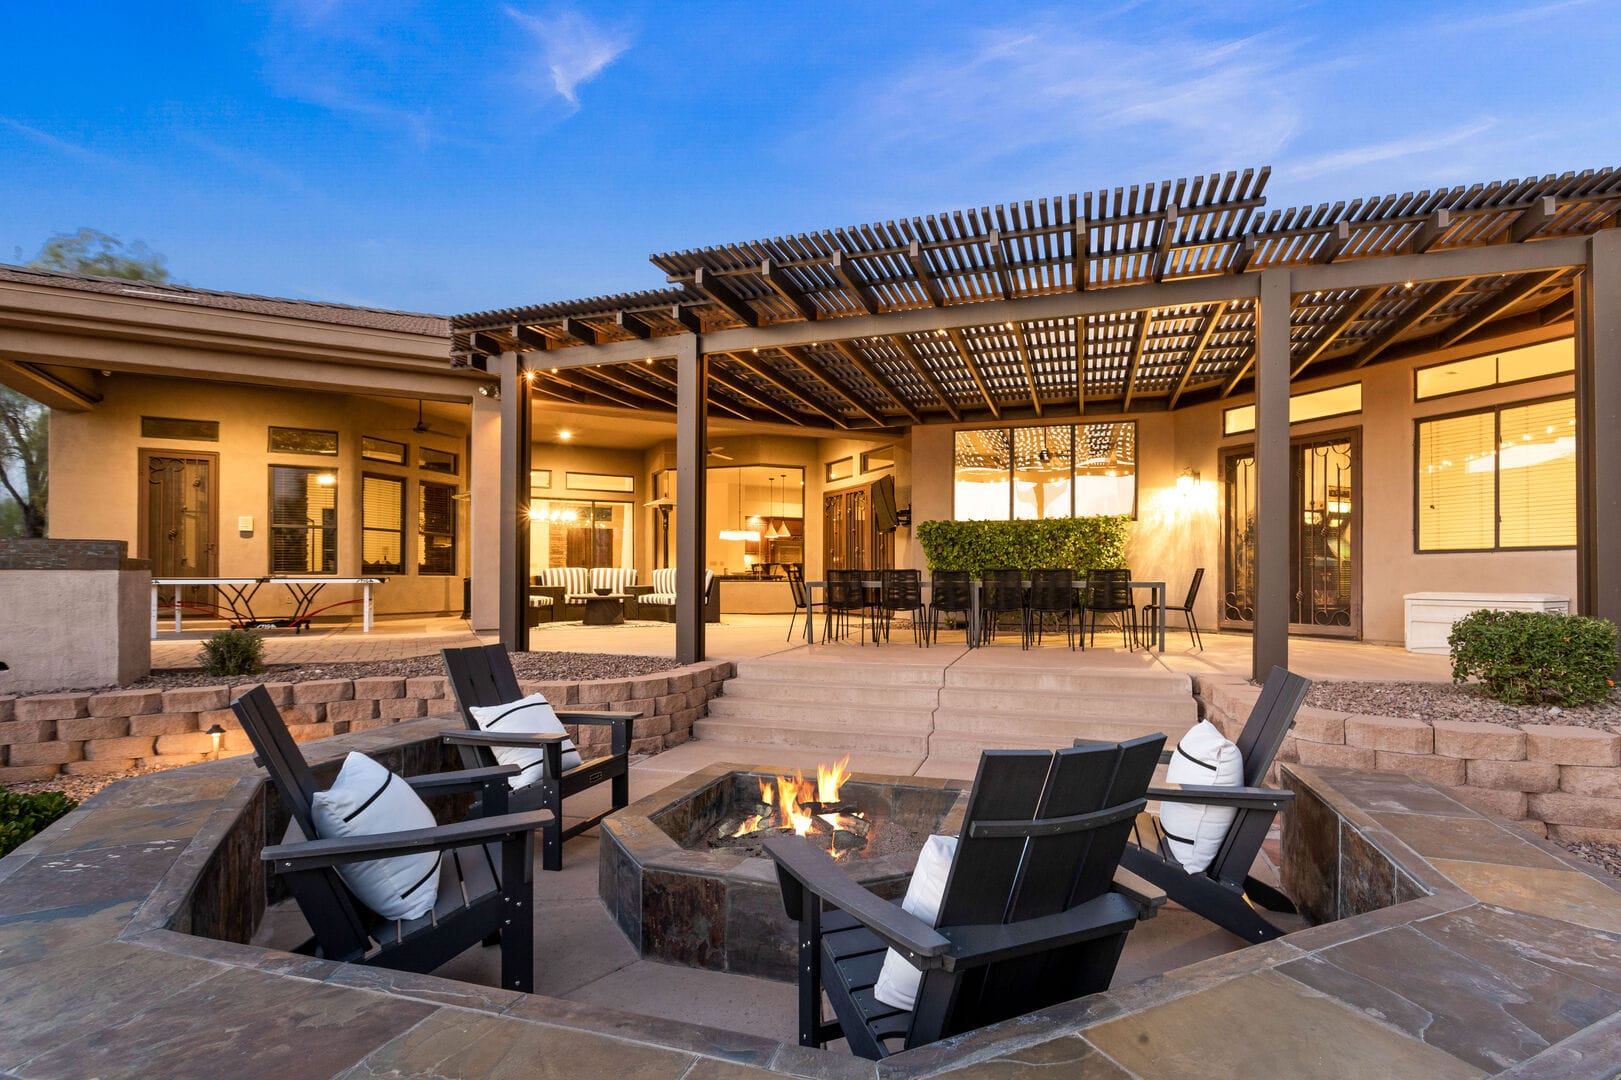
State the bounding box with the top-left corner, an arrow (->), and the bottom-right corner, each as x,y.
599,762 -> 967,981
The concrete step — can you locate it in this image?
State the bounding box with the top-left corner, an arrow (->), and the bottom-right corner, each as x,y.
718,679 -> 940,708
730,659 -> 945,687
929,712 -> 1189,746
692,717 -> 931,756
933,688 -> 1196,722
703,698 -> 935,729
927,720 -> 1188,759
942,666 -> 1191,696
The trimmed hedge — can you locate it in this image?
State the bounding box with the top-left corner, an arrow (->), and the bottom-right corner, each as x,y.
915,517 -> 1131,575
1449,609 -> 1618,707
0,787 -> 78,858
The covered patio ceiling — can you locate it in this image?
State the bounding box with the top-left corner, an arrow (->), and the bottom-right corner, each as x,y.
452,166 -> 1620,431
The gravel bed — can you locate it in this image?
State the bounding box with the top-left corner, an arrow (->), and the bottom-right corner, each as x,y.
1553,841 -> 1621,878
1306,681 -> 1621,731
11,651 -> 683,698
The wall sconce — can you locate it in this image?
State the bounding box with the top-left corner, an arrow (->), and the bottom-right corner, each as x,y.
206,724 -> 225,759
1176,468 -> 1200,497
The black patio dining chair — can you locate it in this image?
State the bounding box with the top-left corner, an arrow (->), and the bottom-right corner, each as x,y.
824,568 -> 876,645
1145,567 -> 1204,650
926,570 -> 975,647
978,567 -> 1028,647
1082,568 -> 1137,649
1027,568 -> 1079,650
785,563 -> 810,642
877,568 -> 928,647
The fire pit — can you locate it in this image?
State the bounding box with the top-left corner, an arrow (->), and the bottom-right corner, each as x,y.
599,761 -> 967,981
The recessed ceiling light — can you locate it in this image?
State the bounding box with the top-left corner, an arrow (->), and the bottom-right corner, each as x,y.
558,430 -> 573,441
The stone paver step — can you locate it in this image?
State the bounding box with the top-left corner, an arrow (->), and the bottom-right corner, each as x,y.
692,718 -> 930,756
927,722 -> 1185,758
929,710 -> 1189,744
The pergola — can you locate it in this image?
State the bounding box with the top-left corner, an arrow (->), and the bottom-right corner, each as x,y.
452,166 -> 1621,677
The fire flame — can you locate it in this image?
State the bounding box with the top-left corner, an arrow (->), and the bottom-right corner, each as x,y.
730,759 -> 863,843
817,755 -> 851,804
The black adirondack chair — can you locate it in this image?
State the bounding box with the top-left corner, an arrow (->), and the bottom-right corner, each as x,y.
441,643 -> 638,872
1113,665 -> 1311,943
231,684 -> 544,991
766,735 -> 1166,1060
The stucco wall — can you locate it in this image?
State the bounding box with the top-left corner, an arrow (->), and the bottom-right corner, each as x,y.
50,374 -> 471,618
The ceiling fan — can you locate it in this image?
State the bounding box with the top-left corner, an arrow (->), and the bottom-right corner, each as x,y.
708,446 -> 733,461
383,400 -> 442,435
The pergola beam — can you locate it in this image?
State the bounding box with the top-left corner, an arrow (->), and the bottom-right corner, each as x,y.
780,344 -> 885,426
541,368 -> 644,410
1510,196 -> 1558,244
887,334 -> 961,421
670,304 -> 703,334
1122,309 -> 1153,412
761,258 -> 817,321
908,241 -> 944,307
1294,288 -> 1383,377
693,267 -> 758,328
1072,219 -> 1089,291
615,312 -> 651,339
1316,220 -> 1352,264
1438,270 -> 1562,349
512,324 -> 550,350
1410,209 -> 1452,254
1075,316 -> 1087,413
1169,301 -> 1227,411
1350,279 -> 1471,368
831,250 -> 879,315
708,368 -> 811,426
988,230 -> 1015,300
1148,206 -> 1179,282
561,317 -> 598,345
727,352 -> 849,428
1007,322 -> 1042,416
831,340 -> 924,425
945,327 -> 1001,419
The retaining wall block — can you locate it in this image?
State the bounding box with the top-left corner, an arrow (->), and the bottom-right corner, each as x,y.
141,752 -> 208,767
89,689 -> 164,717
1293,741 -> 1377,770
283,723 -> 334,744
1523,725 -> 1621,767
1546,822 -> 1621,845
577,681 -> 631,705
8,741 -> 84,766
64,758 -> 137,776
0,719 -> 55,746
377,698 -> 427,720
655,693 -> 685,714
0,697 -> 14,723
1374,750 -> 1466,787
622,697 -> 656,719
160,687 -> 230,713
260,683 -> 296,707
221,729 -> 257,754
198,708 -> 237,732
627,674 -> 671,700
83,736 -> 157,761
56,716 -> 132,742
1345,714 -> 1434,755
1446,785 -> 1529,820
346,717 -> 397,733
352,677 -> 405,700
279,704 -> 324,725
524,682 -> 574,705
405,676 -> 448,700
1467,759 -> 1560,793
1431,720 -> 1527,761
1558,765 -> 1621,800
1527,791 -> 1621,830
629,736 -> 664,756
670,671 -> 697,693
130,714 -> 200,738
1516,819 -> 1549,839
154,732 -> 217,756
1291,708 -> 1347,745
0,764 -> 63,784
636,714 -> 674,739
292,680 -> 354,705
326,699 -> 379,725
15,695 -> 90,722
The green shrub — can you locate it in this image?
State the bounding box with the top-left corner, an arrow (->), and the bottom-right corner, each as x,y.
1448,609 -> 1618,706
0,787 -> 78,858
197,628 -> 266,676
915,517 -> 1131,576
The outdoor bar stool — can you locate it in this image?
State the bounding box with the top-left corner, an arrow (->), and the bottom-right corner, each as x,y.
1027,568 -> 1079,650
979,567 -> 1028,648
1145,567 -> 1204,650
785,563 -> 810,642
824,568 -> 874,644
1083,568 -> 1137,649
927,570 -> 975,647
877,568 -> 928,647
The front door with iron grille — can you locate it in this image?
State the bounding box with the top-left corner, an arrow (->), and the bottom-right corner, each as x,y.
141,451 -> 218,608
1221,431 -> 1359,637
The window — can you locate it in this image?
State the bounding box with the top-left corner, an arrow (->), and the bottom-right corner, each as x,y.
565,471 -> 634,492
1224,383 -> 1362,435
826,457 -> 854,483
268,427 -> 338,455
1416,397 -> 1576,551
1414,340 -> 1573,400
141,417 -> 219,441
419,482 -> 457,575
861,445 -> 895,472
362,436 -> 407,464
955,421 -> 1135,520
269,467 -> 337,574
530,469 -> 552,489
419,447 -> 458,474
361,475 -> 405,575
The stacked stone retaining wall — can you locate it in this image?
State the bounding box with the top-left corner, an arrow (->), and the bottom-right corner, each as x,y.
0,660 -> 732,784
1198,674 -> 1621,845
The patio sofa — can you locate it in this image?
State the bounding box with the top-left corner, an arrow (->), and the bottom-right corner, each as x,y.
528,566 -> 641,624
631,567 -> 720,623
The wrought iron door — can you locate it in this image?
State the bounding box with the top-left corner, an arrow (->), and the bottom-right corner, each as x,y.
1221,431 -> 1359,637
142,451 -> 217,605
822,485 -> 893,572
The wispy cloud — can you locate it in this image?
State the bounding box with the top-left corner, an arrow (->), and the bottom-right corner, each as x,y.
0,115 -> 120,168
1289,117 -> 1500,181
504,6 -> 633,110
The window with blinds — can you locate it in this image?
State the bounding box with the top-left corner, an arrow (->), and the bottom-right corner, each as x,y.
1416,397 -> 1575,551
269,467 -> 337,574
419,482 -> 457,576
362,475 -> 404,575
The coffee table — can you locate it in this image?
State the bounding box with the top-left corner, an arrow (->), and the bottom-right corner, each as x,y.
582,593 -> 628,625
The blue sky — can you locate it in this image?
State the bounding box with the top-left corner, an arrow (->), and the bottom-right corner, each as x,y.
3,1 -> 1617,315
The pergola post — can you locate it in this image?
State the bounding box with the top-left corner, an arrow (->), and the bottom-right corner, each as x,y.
1577,230 -> 1621,641
675,336 -> 707,664
498,352 -> 532,651
1253,270 -> 1292,681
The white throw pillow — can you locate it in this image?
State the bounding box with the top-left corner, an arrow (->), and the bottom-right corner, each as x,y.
872,834 -> 958,1011
1159,720 -> 1245,873
310,752 -> 440,921
467,693 -> 583,790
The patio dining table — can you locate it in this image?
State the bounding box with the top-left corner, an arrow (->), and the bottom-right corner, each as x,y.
801,578 -> 1166,651
150,576 -> 384,638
